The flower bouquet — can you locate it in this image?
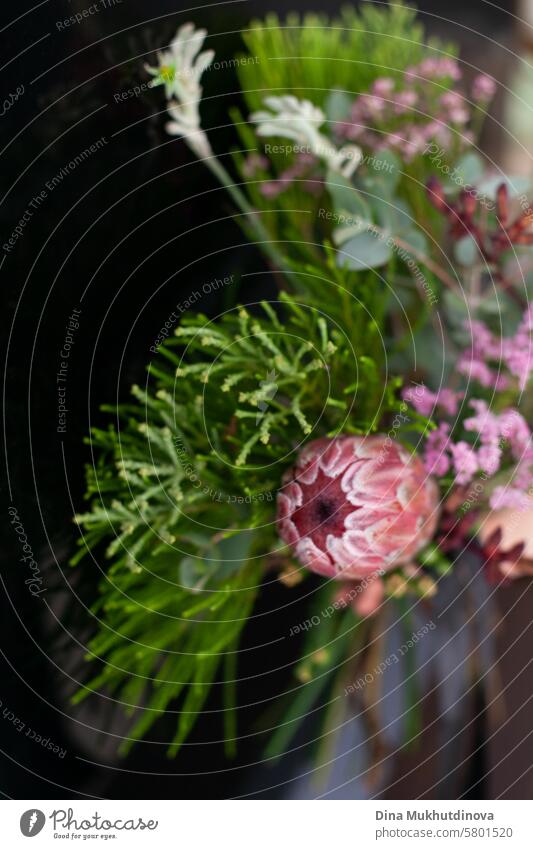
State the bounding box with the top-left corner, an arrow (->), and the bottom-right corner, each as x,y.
73,3 -> 533,794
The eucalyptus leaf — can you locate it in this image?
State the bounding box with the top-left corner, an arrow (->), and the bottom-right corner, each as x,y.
361,150 -> 401,192
332,221 -> 368,246
337,231 -> 392,270
454,234 -> 479,267
215,530 -> 255,576
179,556 -> 211,592
477,292 -> 521,332
502,247 -> 533,285
401,227 -> 428,255
325,168 -> 372,222
443,288 -> 470,327
411,323 -> 449,382
476,174 -> 532,200
477,295 -> 507,315
180,530 -> 217,550
370,194 -> 412,236
451,151 -> 485,187
324,90 -> 353,125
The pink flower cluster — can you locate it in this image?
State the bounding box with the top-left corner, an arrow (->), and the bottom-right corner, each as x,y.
242,153 -> 269,178
403,383 -> 463,416
503,307 -> 533,391
402,305 -> 533,512
403,305 -> 533,507
458,308 -> 533,391
405,57 -> 462,82
417,399 -> 532,507
337,63 -> 494,162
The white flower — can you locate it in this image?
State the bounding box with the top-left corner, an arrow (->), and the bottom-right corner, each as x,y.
250,95 -> 362,177
146,23 -> 214,158
251,95 -> 324,146
334,144 -> 364,179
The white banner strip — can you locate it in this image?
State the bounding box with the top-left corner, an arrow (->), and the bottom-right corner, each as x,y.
2,800 -> 531,847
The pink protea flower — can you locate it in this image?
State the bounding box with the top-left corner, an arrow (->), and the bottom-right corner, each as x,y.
277,436 -> 439,580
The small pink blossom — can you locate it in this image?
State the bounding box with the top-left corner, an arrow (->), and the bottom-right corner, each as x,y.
406,125 -> 432,156
514,457 -> 533,491
448,107 -> 470,125
423,423 -> 451,477
393,89 -> 418,114
242,153 -> 269,178
465,319 -> 502,359
337,118 -> 365,140
384,131 -> 405,149
490,486 -> 533,511
440,91 -> 469,124
260,180 -> 285,198
464,399 -> 501,445
437,388 -> 463,416
364,94 -> 387,115
472,74 -> 497,102
449,441 -> 479,485
424,121 -> 452,148
459,311 -> 533,392
418,57 -> 462,81
259,153 -> 317,198
371,77 -> 395,97
403,384 -> 462,416
478,444 -> 502,475
457,355 -> 506,388
403,384 -> 434,416
499,409 -> 531,459
502,305 -> 533,391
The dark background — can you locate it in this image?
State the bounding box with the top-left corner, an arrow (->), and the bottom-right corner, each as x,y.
2,0 -> 531,799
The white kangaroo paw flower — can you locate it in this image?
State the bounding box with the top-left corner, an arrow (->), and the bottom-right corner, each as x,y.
146,22 -> 214,158
251,95 -> 362,176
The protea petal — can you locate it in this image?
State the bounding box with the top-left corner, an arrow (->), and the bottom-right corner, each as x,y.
277,435 -> 439,580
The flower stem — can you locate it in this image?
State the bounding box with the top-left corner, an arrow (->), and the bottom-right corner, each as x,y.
203,154 -> 290,272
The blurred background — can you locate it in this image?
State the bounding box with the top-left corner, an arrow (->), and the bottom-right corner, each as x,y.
2,0 -> 533,799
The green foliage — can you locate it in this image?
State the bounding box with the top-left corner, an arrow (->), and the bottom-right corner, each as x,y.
235,3 -> 460,254
264,586 -> 358,761
237,3 -> 442,110
73,294 -> 398,754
